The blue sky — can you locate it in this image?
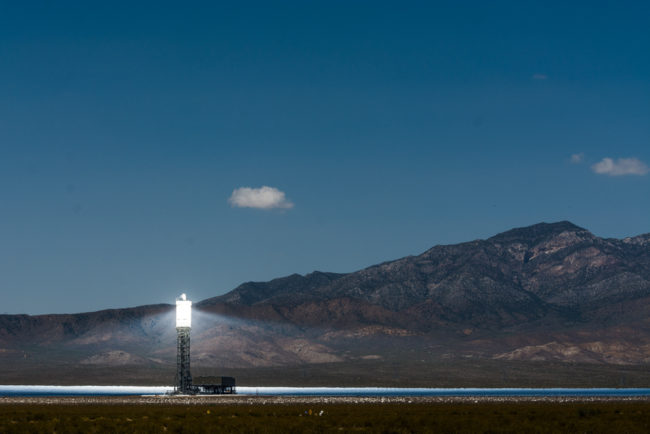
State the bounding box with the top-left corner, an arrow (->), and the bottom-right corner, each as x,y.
1,1 -> 648,314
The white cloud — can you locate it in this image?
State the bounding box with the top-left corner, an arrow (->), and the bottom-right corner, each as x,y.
570,153 -> 584,164
591,157 -> 649,176
532,73 -> 548,80
228,186 -> 294,210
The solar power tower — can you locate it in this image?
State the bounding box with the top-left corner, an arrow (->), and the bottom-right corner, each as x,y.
175,293 -> 193,394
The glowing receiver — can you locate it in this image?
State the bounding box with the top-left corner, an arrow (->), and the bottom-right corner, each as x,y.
176,293 -> 192,328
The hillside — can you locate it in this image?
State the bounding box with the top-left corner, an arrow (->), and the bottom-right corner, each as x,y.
2,221 -> 650,385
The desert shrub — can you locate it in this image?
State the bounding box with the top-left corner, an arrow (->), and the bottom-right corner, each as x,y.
1,401 -> 650,433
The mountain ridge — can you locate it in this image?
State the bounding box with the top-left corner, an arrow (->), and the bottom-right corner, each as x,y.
2,220 -> 650,384
199,220 -> 650,329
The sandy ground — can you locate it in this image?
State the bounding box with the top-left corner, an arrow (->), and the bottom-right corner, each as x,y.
3,395 -> 650,406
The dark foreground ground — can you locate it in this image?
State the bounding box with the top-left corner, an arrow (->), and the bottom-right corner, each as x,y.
2,396 -> 650,433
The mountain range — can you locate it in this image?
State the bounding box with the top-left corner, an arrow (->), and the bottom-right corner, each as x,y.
2,221 -> 650,386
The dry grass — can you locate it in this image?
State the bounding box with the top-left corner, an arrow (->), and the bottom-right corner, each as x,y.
2,401 -> 650,433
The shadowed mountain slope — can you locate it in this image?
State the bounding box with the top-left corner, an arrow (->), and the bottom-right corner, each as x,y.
199,221 -> 650,330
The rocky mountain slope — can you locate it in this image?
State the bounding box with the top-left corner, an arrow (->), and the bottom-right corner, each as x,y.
202,221 -> 650,332
2,221 -> 650,379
